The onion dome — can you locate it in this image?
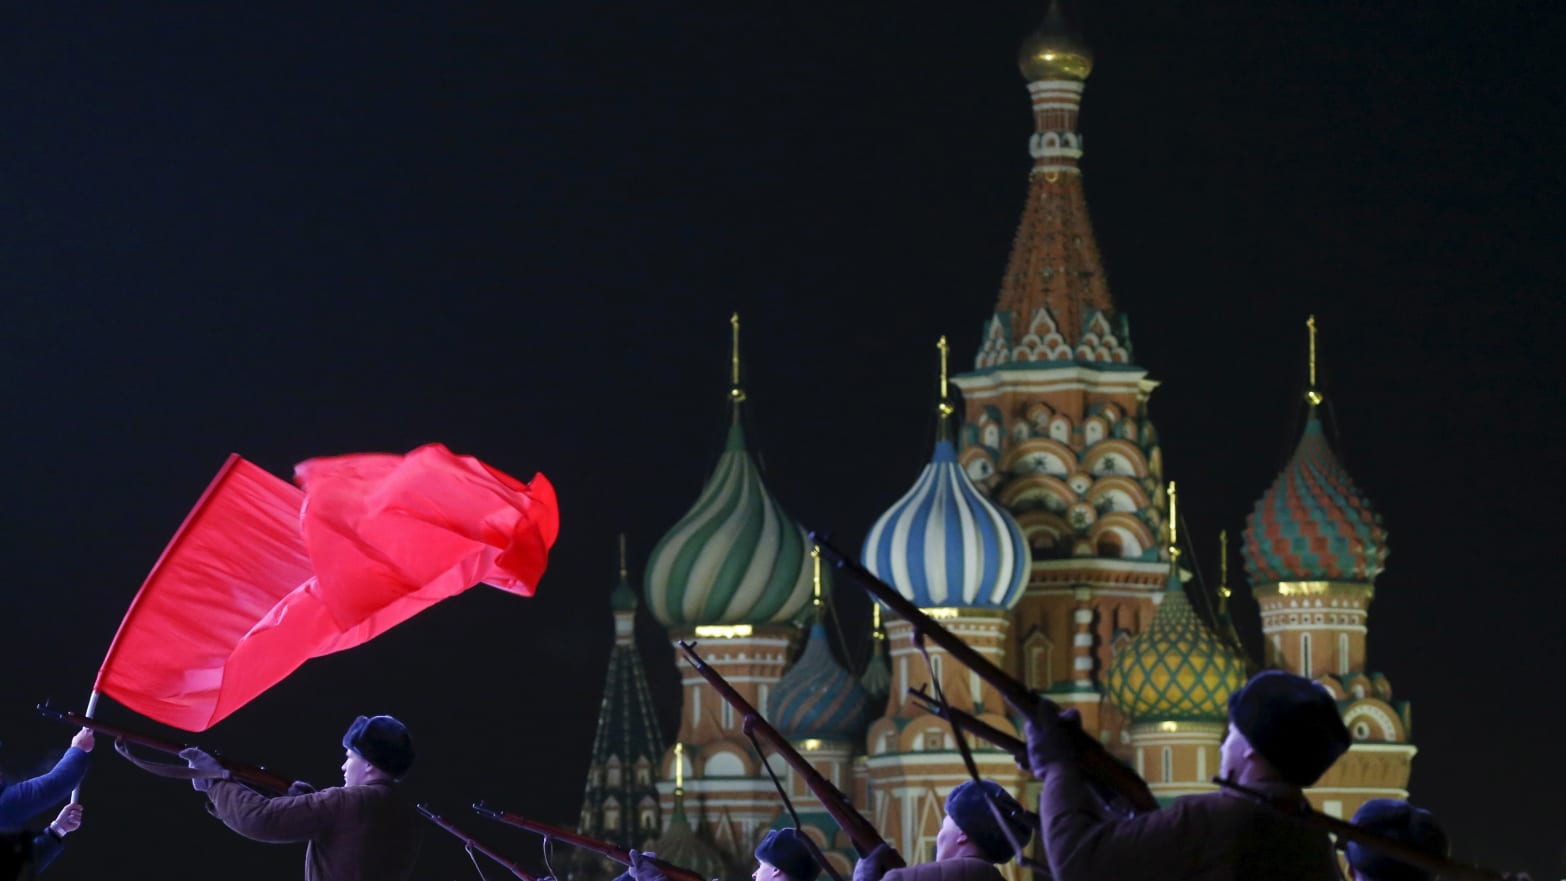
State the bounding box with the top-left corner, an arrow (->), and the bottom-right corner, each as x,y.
1018,1 -> 1093,82
645,315 -> 820,627
1106,568 -> 1248,723
649,798 -> 732,881
1242,413 -> 1388,584
767,621 -> 871,741
861,337 -> 1031,610
859,609 -> 891,707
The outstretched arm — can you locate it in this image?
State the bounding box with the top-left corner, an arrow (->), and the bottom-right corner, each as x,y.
0,731 -> 93,825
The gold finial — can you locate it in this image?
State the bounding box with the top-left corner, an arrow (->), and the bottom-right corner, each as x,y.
1218,529 -> 1232,602
936,336 -> 956,420
1167,481 -> 1180,562
1305,315 -> 1324,407
674,742 -> 684,791
872,602 -> 883,638
618,533 -> 628,579
811,544 -> 823,607
729,312 -> 747,409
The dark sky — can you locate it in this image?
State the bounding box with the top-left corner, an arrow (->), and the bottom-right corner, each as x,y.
2,2 -> 1562,879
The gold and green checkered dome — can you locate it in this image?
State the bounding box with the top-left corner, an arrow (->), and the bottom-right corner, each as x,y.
1106,567 -> 1248,723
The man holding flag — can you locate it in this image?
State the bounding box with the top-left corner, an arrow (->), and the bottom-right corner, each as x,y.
181,714 -> 419,881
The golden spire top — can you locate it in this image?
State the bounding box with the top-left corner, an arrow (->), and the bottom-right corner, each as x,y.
811,544 -> 823,607
618,533 -> 628,579
674,742 -> 684,791
936,336 -> 956,432
872,602 -> 883,638
1218,529 -> 1232,607
729,312 -> 747,415
1167,481 -> 1181,562
1305,314 -> 1324,407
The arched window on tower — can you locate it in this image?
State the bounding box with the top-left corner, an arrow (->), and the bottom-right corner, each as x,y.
603,797 -> 622,833
1338,633 -> 1350,675
1300,633 -> 1312,677
606,757 -> 623,788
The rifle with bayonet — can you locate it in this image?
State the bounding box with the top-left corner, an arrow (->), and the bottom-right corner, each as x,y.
1213,779 -> 1513,881
472,802 -> 708,881
419,804 -> 539,881
812,534 -> 1160,817
37,703 -> 293,794
677,639 -> 903,869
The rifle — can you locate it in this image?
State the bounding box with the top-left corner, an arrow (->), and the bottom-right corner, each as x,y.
472,803 -> 708,881
37,703 -> 293,795
906,687 -> 1026,765
677,640 -> 902,869
1213,779 -> 1511,881
419,804 -> 538,881
812,535 -> 1160,816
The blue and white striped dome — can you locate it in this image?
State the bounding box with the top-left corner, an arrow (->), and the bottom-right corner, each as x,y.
862,439 -> 1031,609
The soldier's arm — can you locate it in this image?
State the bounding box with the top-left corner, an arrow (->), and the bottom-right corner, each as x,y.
204,780 -> 341,843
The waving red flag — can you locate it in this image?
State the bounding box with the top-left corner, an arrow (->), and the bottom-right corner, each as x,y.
95,444 -> 558,731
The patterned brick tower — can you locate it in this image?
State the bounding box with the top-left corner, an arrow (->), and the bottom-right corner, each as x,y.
643,314 -> 823,881
1242,317 -> 1413,820
949,0 -> 1167,752
1104,484 -> 1248,802
860,338 -> 1033,880
573,536 -> 668,881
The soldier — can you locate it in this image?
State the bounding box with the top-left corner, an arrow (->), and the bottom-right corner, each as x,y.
0,727 -> 94,879
852,779 -> 1033,881
1023,670 -> 1351,881
1345,799 -> 1449,881
627,827 -> 823,881
182,714 -> 421,881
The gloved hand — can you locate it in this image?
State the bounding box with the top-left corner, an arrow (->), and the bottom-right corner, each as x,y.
628,850 -> 668,881
286,780 -> 316,796
179,747 -> 230,792
1023,697 -> 1081,776
853,842 -> 899,881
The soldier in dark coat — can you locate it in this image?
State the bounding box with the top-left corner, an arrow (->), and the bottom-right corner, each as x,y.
852,779 -> 1033,881
1345,799 -> 1449,881
1024,670 -> 1351,881
182,714 -> 421,881
626,825 -> 824,881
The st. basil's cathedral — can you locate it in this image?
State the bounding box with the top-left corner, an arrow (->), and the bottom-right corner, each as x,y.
570,5 -> 1414,881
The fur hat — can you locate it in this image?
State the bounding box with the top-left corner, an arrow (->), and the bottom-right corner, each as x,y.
1345,799 -> 1449,881
342,715 -> 415,778
1228,671 -> 1350,786
754,828 -> 819,881
944,780 -> 1032,864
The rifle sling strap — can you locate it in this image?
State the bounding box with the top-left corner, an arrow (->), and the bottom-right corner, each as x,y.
112,738 -> 228,782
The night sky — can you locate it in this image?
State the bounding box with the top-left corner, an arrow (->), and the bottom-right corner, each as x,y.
2,2 -> 1562,879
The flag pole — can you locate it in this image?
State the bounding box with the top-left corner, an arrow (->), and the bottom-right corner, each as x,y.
69,690 -> 99,803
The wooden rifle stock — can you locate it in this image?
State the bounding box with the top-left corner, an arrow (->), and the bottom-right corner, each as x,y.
1214,780 -> 1511,881
812,535 -> 1159,816
37,703 -> 293,795
677,640 -> 902,868
472,803 -> 708,881
419,804 -> 538,881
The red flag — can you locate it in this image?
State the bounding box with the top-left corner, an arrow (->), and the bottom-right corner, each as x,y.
95,444 -> 558,731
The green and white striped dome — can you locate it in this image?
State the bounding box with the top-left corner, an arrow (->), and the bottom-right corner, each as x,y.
645,422 -> 821,626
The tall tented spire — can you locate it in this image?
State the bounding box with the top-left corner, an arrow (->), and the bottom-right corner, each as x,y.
644,315 -> 821,626
578,537 -> 667,858
973,0 -> 1130,370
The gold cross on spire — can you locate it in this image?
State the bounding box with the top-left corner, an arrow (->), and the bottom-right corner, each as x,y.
1305,314 -> 1324,407
729,312 -> 747,412
1167,481 -> 1181,562
1218,529 -> 1232,603
811,544 -> 823,608
674,742 -> 684,791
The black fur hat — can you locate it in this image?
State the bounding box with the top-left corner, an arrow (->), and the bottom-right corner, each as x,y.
1345,799 -> 1449,881
944,780 -> 1032,863
342,715 -> 414,778
1228,671 -> 1350,786
754,828 -> 819,881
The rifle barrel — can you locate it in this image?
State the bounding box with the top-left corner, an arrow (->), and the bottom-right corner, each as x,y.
472,803 -> 708,881
420,804 -> 537,881
812,534 -> 1160,816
